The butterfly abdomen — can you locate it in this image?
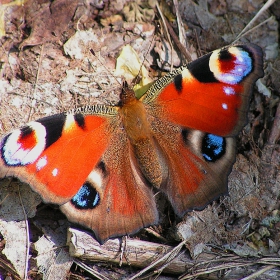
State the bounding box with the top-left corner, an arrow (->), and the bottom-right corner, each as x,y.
119,91 -> 167,187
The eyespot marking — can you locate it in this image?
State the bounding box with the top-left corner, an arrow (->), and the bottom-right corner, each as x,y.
71,182 -> 100,209
1,122 -> 46,166
209,46 -> 253,85
202,134 -> 226,162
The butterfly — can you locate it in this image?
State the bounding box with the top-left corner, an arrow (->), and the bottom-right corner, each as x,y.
0,44 -> 263,243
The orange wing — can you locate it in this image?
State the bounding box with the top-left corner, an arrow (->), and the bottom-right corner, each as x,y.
60,130 -> 158,242
0,108 -> 158,243
0,113 -> 111,204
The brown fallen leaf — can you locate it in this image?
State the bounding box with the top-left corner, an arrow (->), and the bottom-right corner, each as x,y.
20,0 -> 79,48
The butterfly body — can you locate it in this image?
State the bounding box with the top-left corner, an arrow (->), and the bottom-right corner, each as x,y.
0,44 -> 263,242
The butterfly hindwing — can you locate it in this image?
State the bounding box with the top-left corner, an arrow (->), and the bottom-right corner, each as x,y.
150,121 -> 236,216
60,133 -> 158,242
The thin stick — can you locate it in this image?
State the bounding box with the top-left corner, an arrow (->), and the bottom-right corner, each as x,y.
89,49 -> 122,87
173,0 -> 186,48
27,44 -> 44,122
234,0 -> 276,42
18,186 -> 30,280
74,259 -> 110,280
156,1 -> 174,71
129,240 -> 186,280
240,265 -> 277,280
132,33 -> 155,88
233,16 -> 274,44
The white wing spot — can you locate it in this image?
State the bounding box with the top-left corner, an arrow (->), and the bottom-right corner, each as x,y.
52,168 -> 58,177
36,156 -> 47,171
224,87 -> 235,95
222,103 -> 228,110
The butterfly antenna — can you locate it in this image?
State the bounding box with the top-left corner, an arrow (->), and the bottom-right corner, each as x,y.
131,33 -> 155,88
89,49 -> 122,87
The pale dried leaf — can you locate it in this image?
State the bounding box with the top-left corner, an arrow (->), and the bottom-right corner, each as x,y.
0,221 -> 28,279
0,181 -> 41,278
35,236 -> 73,280
64,29 -> 99,60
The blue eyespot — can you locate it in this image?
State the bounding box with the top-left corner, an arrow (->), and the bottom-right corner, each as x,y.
71,183 -> 100,209
202,134 -> 226,162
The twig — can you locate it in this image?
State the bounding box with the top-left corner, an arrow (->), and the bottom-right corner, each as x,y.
27,44 -> 44,122
234,0 -> 276,42
156,1 -> 174,70
173,0 -> 186,49
74,259 -> 110,280
18,185 -> 30,280
233,16 -> 275,44
129,240 -> 186,279
240,265 -> 277,280
268,102 -> 280,144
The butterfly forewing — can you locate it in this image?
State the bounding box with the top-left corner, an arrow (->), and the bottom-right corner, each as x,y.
142,44 -> 263,137
0,113 -> 112,204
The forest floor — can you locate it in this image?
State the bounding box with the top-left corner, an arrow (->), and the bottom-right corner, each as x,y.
0,0 -> 279,279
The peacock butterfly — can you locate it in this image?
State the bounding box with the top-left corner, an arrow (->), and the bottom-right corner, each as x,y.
0,44 -> 263,243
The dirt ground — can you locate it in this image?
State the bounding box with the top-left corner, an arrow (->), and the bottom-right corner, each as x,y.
0,0 -> 279,279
